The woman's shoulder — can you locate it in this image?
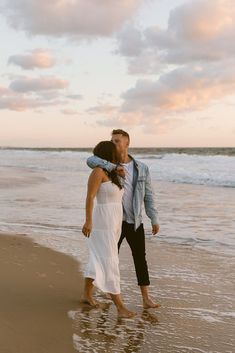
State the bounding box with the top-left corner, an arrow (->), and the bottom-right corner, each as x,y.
93,166 -> 105,173
90,167 -> 107,178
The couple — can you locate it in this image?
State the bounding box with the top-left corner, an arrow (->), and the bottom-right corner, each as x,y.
82,129 -> 160,318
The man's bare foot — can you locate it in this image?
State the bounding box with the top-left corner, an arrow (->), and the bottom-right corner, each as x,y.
81,296 -> 100,307
118,307 -> 137,318
143,297 -> 161,309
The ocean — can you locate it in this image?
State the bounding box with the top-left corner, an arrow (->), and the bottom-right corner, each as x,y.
0,147 -> 234,257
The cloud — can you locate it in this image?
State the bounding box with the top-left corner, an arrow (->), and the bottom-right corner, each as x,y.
1,0 -> 142,38
66,94 -> 83,100
116,0 -> 235,74
9,76 -> 69,93
87,104 -> 119,115
0,96 -> 36,111
0,86 -> 11,96
121,62 -> 235,113
34,90 -> 62,101
0,91 -> 67,111
8,49 -> 56,70
94,0 -> 235,133
1,51 -> 83,110
96,59 -> 235,133
0,76 -> 70,111
61,108 -> 78,115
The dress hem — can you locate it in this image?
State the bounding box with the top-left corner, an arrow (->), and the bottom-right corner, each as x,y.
84,274 -> 121,295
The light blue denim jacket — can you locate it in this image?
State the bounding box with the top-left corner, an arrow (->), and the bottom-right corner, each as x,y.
86,154 -> 160,231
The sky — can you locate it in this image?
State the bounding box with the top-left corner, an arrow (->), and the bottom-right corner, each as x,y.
0,0 -> 234,148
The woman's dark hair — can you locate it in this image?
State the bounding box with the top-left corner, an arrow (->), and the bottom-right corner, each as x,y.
93,141 -> 123,190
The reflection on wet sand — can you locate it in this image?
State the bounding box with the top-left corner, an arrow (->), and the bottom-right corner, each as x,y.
69,298 -> 160,353
66,241 -> 235,353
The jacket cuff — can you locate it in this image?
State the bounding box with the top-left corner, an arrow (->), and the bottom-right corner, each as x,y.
151,214 -> 160,226
105,161 -> 118,173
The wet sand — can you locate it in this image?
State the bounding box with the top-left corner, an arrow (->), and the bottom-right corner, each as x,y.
69,240 -> 235,353
1,232 -> 234,353
0,232 -> 84,353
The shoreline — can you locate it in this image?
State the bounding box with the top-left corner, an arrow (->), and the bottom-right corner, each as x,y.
0,232 -> 84,353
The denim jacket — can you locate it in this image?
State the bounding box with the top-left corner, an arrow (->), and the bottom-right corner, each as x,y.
86,154 -> 160,231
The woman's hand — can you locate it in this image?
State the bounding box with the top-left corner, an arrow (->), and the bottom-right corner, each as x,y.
82,221 -> 92,237
116,166 -> 126,178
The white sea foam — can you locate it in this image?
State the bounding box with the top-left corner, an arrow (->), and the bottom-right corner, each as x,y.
136,152 -> 235,188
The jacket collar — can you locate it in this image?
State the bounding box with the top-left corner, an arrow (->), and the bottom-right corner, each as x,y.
119,153 -> 139,169
128,153 -> 139,168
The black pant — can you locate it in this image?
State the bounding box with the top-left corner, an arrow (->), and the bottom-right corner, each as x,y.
118,221 -> 150,286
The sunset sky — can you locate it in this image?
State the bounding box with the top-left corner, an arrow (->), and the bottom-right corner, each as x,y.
0,0 -> 234,147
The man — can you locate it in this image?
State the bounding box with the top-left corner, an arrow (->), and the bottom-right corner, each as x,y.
86,129 -> 160,309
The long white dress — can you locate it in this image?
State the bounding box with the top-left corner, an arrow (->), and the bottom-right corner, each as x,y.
84,180 -> 124,294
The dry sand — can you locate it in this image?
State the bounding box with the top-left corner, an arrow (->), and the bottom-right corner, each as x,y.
0,232 -> 84,353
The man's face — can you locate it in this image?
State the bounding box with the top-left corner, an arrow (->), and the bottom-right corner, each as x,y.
111,134 -> 129,153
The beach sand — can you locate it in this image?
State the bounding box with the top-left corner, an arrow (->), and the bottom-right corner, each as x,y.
0,232 -> 84,353
1,232 -> 234,353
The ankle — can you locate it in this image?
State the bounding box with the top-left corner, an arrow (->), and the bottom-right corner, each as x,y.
143,296 -> 150,302
115,303 -> 126,311
84,291 -> 92,298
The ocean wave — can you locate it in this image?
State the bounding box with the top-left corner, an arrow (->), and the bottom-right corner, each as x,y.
1,149 -> 235,188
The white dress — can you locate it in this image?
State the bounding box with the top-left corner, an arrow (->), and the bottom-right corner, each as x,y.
84,180 -> 124,294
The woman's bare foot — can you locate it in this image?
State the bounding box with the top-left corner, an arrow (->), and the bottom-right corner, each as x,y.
118,307 -> 137,318
143,296 -> 161,309
104,293 -> 112,300
81,295 -> 100,307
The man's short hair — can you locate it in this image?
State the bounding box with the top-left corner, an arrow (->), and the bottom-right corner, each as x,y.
111,129 -> 130,141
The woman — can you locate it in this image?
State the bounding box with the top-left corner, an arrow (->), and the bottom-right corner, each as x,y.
82,141 -> 136,318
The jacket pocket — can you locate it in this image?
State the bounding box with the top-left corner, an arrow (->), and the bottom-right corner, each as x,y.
136,177 -> 145,190
137,175 -> 146,182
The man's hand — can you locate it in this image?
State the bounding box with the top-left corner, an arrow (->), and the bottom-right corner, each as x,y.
116,166 -> 126,178
152,224 -> 160,235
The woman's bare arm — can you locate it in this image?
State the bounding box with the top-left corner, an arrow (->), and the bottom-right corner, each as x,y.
82,167 -> 104,237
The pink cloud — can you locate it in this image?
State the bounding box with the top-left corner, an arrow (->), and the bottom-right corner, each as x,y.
8,49 -> 56,70
0,76 -> 72,111
96,60 -> 235,133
